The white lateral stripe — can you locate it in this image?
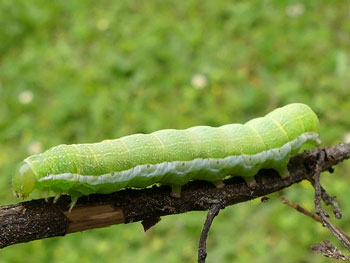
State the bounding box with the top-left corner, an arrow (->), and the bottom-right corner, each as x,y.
38,132 -> 320,185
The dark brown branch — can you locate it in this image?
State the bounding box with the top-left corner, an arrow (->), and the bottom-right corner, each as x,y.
0,143 -> 349,249
198,204 -> 222,263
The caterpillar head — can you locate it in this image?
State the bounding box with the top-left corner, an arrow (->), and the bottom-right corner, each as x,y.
12,161 -> 36,198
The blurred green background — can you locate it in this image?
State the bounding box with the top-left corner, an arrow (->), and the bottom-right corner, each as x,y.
0,0 -> 349,262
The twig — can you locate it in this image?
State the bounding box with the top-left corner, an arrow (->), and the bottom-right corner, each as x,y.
281,197 -> 350,241
313,151 -> 350,251
281,196 -> 321,223
307,176 -> 342,219
311,241 -> 349,261
198,204 -> 222,263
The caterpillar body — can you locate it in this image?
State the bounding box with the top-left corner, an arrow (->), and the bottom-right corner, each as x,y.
13,103 -> 320,208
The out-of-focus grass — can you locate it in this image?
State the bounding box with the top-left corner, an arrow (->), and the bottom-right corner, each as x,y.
0,0 -> 349,262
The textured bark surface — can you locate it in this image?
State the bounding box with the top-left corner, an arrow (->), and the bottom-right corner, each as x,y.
1,143 -> 349,249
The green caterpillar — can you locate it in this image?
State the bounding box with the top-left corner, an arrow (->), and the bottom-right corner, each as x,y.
13,103 -> 320,209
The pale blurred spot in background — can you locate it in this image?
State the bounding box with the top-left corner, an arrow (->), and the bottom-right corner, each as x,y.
27,141 -> 43,155
18,90 -> 34,105
191,74 -> 208,90
285,3 -> 305,17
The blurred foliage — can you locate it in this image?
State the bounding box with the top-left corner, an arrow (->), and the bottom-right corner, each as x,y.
0,0 -> 349,262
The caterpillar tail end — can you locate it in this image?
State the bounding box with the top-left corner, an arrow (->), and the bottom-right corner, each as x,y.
12,161 -> 36,198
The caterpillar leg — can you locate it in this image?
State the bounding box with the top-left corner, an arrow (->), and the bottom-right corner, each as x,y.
170,185 -> 182,198
36,189 -> 49,201
43,191 -> 50,202
213,180 -> 225,189
274,165 -> 290,179
246,176 -> 257,188
53,193 -> 62,204
280,170 -> 290,179
68,196 -> 79,213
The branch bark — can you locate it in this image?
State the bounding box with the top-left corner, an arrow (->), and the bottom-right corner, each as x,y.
1,143 -> 349,249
